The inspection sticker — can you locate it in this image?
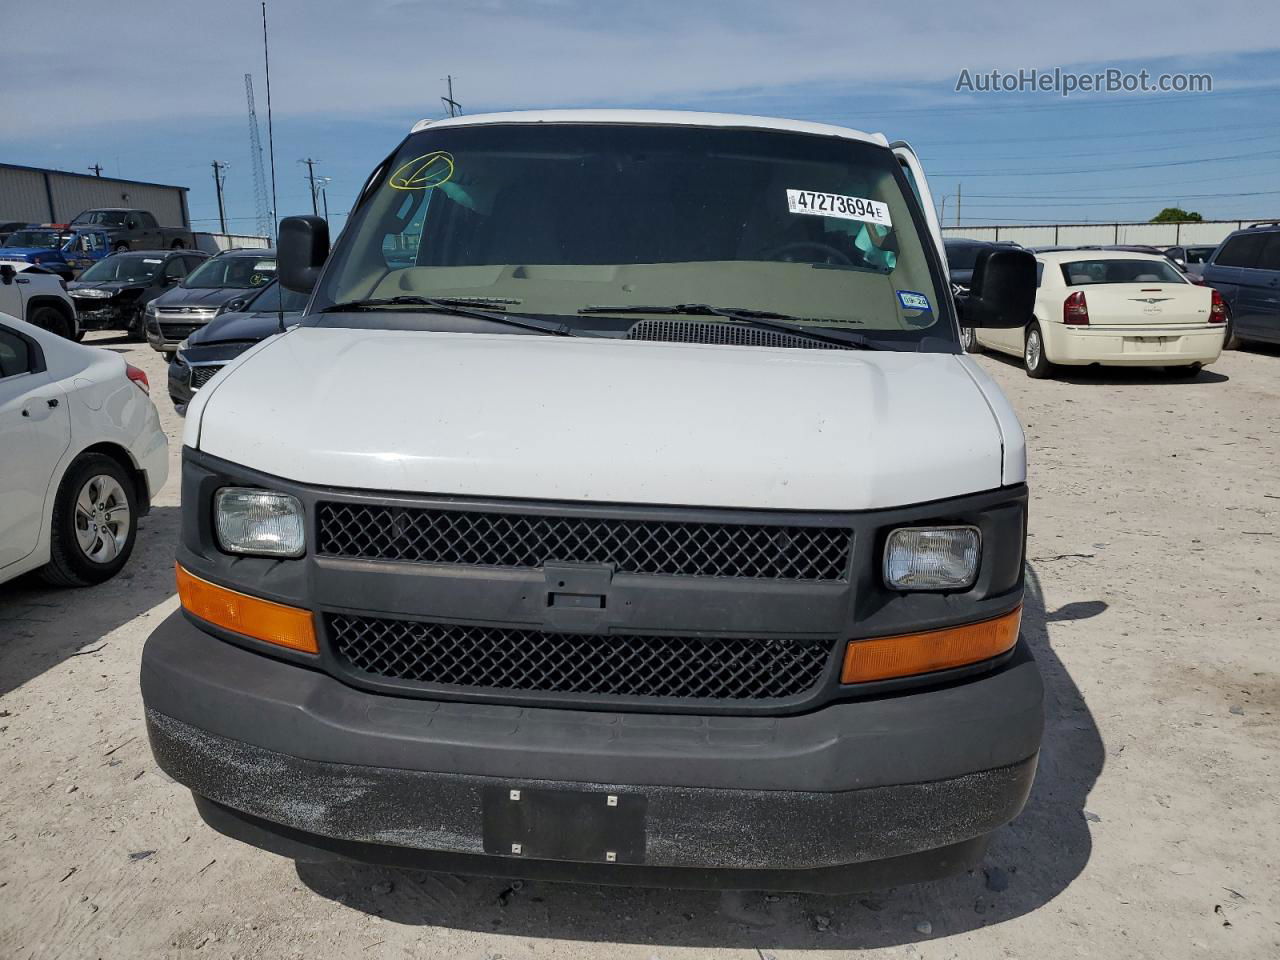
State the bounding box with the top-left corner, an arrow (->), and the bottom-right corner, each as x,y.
897,290 -> 931,311
786,189 -> 891,227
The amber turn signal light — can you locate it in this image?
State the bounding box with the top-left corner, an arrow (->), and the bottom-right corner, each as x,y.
175,563 -> 318,654
841,605 -> 1021,684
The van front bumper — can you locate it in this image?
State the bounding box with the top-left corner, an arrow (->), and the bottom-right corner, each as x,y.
1043,321 -> 1225,366
142,611 -> 1043,892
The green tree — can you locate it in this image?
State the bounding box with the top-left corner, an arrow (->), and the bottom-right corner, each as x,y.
1151,207 -> 1203,223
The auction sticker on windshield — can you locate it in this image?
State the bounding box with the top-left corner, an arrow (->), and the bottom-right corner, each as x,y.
786,189 -> 891,226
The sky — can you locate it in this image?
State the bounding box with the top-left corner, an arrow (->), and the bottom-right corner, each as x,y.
3,0 -> 1279,236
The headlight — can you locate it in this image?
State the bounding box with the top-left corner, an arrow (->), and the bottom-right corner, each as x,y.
76,287 -> 111,299
145,301 -> 158,315
883,526 -> 980,591
214,488 -> 305,558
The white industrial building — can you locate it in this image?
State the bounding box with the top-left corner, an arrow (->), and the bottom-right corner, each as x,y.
0,162 -> 190,227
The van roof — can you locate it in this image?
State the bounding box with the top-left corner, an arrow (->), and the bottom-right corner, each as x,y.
411,109 -> 888,147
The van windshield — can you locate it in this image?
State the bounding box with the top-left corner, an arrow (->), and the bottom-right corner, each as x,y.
316,123 -> 952,349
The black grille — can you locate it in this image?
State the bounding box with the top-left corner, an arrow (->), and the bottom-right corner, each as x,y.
190,364 -> 223,388
158,322 -> 203,341
328,614 -> 830,701
317,503 -> 853,581
627,319 -> 849,350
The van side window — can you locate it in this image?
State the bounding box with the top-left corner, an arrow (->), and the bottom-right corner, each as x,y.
1214,233 -> 1266,268
1256,232 -> 1280,272
0,326 -> 33,378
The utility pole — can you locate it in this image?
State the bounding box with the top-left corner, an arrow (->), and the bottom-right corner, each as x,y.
956,182 -> 962,227
313,176 -> 333,224
939,195 -> 949,225
88,164 -> 103,177
299,158 -> 320,215
441,75 -> 461,117
210,161 -> 229,234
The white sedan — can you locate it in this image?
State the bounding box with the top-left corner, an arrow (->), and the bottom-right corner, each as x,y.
0,313 -> 168,587
961,250 -> 1227,378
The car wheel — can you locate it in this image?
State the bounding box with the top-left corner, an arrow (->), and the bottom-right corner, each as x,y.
1024,323 -> 1053,379
958,326 -> 981,354
171,239 -> 186,249
124,309 -> 145,342
29,304 -> 73,340
1223,317 -> 1242,350
114,241 -> 130,252
74,327 -> 87,342
39,453 -> 139,587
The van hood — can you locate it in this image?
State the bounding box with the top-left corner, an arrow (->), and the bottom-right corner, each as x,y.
190,328 -> 1017,510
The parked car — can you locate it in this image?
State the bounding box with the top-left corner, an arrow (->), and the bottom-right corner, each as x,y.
142,109 -> 1043,894
0,221 -> 29,244
1200,223 -> 1280,348
945,238 -> 1022,296
167,279 -> 307,413
0,259 -> 79,340
67,249 -> 209,340
0,225 -> 113,281
0,311 -> 167,587
964,249 -> 1225,377
144,248 -> 277,355
68,208 -> 195,252
1163,244 -> 1218,277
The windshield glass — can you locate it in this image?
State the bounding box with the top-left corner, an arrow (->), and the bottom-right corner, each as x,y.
184,254 -> 277,289
72,211 -> 129,226
246,279 -> 308,313
78,253 -> 164,283
944,243 -> 986,271
4,229 -> 72,249
317,123 -> 951,348
1060,258 -> 1186,286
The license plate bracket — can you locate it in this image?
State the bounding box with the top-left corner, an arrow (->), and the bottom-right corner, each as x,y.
482,786 -> 646,864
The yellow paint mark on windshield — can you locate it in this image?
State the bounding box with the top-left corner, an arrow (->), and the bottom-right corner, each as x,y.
388,152 -> 455,191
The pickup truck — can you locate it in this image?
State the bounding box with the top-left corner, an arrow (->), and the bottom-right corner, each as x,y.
0,225 -> 112,280
69,208 -> 194,252
142,109 -> 1044,893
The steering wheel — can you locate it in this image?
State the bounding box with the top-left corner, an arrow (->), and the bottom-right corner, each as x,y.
758,241 -> 853,266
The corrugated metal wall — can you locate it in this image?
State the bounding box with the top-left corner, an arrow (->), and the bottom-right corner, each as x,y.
942,219 -> 1276,247
1,165 -> 188,226
194,233 -> 272,253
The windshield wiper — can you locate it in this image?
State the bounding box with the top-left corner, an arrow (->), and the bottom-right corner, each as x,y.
320,296 -> 573,336
578,303 -> 877,350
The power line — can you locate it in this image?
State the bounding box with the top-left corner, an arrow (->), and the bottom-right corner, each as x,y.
930,146 -> 1280,178
911,120 -> 1266,148
919,131 -> 1280,163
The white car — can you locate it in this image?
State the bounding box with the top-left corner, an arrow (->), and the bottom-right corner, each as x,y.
0,312 -> 167,587
0,259 -> 79,340
961,249 -> 1227,377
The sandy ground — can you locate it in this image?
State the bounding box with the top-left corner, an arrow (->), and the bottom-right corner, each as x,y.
1,332 -> 1277,960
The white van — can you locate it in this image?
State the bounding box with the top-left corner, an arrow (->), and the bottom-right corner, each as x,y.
142,110 -> 1043,893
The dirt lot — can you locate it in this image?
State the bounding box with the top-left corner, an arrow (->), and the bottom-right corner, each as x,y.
2,332 -> 1277,960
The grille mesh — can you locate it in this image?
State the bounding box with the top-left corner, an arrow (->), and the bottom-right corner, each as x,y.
627,319 -> 847,350
317,503 -> 853,581
190,365 -> 223,388
158,322 -> 203,341
328,614 -> 830,701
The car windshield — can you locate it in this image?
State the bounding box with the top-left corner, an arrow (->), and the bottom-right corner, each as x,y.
1060,258 -> 1187,286
184,254 -> 277,289
78,253 -> 165,283
72,211 -> 129,226
4,229 -> 72,248
944,244 -> 987,271
246,279 -> 308,313
316,123 -> 951,349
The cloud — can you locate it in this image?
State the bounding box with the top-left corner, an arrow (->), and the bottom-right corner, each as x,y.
4,0 -> 1279,139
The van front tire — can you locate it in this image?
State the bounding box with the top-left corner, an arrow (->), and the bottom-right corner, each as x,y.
1024,323 -> 1053,379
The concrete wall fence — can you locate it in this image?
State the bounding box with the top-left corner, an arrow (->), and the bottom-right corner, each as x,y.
941,218 -> 1278,248
1,163 -> 189,227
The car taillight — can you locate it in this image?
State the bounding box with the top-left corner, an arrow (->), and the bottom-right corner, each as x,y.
1209,289 -> 1228,324
1063,290 -> 1090,325
126,363 -> 150,394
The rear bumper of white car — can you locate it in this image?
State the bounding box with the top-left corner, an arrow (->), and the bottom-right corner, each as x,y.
1043,322 -> 1225,367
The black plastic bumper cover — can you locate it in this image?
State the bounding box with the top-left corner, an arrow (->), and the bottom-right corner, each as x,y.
142,611 -> 1043,889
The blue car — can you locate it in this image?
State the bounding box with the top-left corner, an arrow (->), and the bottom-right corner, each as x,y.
1200,223 -> 1280,348
0,225 -> 113,280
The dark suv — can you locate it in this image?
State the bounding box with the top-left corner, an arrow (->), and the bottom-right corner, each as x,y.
1200,224 -> 1280,347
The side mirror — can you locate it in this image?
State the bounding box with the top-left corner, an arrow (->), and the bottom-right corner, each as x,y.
164,275 -> 182,286
0,264 -> 14,285
960,249 -> 1037,329
279,215 -> 330,294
